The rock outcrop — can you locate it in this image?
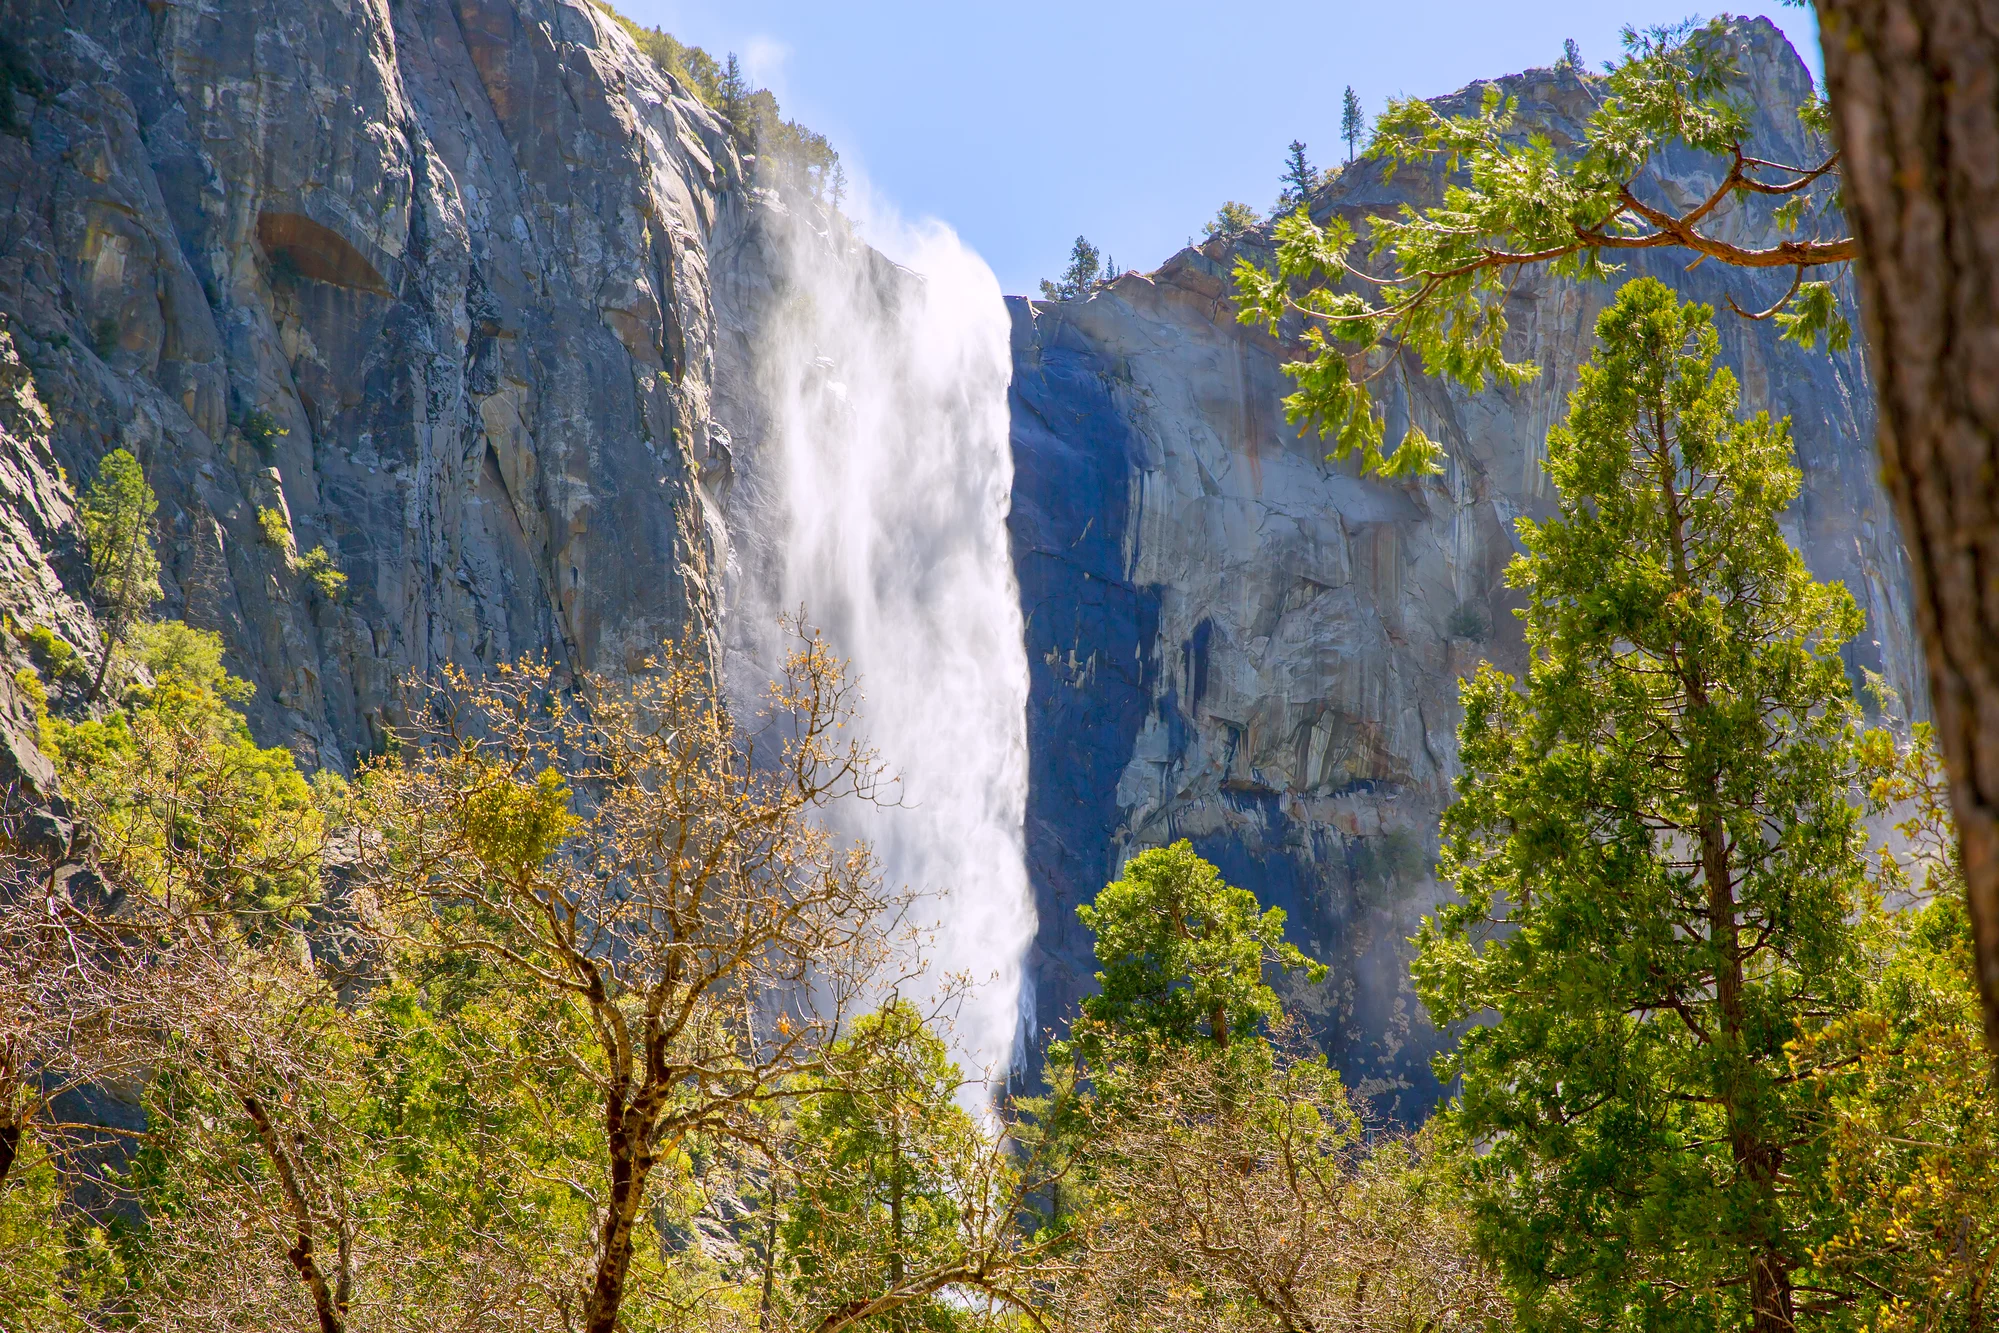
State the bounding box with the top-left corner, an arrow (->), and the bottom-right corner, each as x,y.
0,0 -> 737,767
1010,19 -> 1916,1116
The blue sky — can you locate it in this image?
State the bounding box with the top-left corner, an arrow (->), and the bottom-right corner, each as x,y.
616,1 -> 1822,297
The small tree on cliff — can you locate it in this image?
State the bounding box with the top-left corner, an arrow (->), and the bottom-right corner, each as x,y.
81,448 -> 160,702
1039,237 -> 1103,301
1203,201 -> 1259,245
1340,86 -> 1365,162
1276,139 -> 1319,214
720,52 -> 755,147
1413,280 -> 1875,1333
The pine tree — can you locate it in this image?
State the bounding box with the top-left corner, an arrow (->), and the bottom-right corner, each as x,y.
719,52 -> 754,149
1038,236 -> 1102,301
80,447 -> 160,702
1414,279 -> 1876,1333
1061,840 -> 1323,1071
1276,139 -> 1317,214
1341,86 -> 1364,163
1559,37 -> 1582,71
1203,201 -> 1258,244
782,1004 -> 983,1331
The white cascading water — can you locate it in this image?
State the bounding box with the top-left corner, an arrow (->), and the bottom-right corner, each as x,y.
725,195 -> 1034,1090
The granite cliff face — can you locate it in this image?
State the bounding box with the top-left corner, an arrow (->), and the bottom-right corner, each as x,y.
0,0 -> 737,768
1009,19 -> 1917,1114
0,4 -> 1916,1110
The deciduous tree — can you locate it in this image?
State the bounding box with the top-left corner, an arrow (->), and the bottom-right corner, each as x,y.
1055,1036 -> 1503,1333
362,627 -> 895,1333
1792,727 -> 1999,1330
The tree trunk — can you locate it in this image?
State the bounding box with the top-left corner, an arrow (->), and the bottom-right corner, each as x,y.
583,1112 -> 653,1333
889,1107 -> 906,1333
236,1089 -> 346,1333
1814,0 -> 1999,1051
0,1114 -> 19,1191
84,624 -> 115,704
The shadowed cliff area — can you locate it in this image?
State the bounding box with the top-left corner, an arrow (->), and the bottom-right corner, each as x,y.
1009,18 -> 1915,1120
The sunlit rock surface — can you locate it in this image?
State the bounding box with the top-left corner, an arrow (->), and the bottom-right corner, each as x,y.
0,0 -> 734,766
1010,18 -> 1916,1117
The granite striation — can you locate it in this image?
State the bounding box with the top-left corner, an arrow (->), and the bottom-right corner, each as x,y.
0,0 -> 739,768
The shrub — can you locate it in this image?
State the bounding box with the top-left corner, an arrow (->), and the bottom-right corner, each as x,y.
294,545 -> 346,601
21,624 -> 82,681
254,506 -> 290,550
238,409 -> 288,452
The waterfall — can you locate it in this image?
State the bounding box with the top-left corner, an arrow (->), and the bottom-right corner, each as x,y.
719,193 -> 1034,1089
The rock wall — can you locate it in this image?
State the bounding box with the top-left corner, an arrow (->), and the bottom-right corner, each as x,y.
1010,19 -> 1918,1116
0,0 -> 737,767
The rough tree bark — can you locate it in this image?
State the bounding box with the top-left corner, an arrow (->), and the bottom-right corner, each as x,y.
1815,0 -> 1999,1051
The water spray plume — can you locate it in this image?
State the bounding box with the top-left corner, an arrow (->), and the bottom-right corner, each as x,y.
723,183 -> 1035,1094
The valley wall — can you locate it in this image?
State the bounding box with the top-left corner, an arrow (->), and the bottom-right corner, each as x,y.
0,3 -> 1914,1113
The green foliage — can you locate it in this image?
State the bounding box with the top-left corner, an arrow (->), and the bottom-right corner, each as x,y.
81,448 -> 161,697
255,504 -> 290,550
1039,236 -> 1105,302
1414,279 -> 1875,1331
1341,85 -> 1366,163
720,52 -> 754,141
748,88 -> 841,200
47,619 -> 325,923
250,502 -> 346,598
1789,728 -> 1999,1330
1203,201 -> 1259,245
295,544 -> 347,600
0,1131 -> 121,1333
237,407 -> 288,451
1234,19 -> 1852,478
1062,840 -> 1325,1070
129,620 -> 253,703
597,4 -> 840,204
597,1 -> 722,103
1277,139 -> 1322,214
703,49 -> 841,203
19,623 -> 83,682
783,1003 -> 984,1330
